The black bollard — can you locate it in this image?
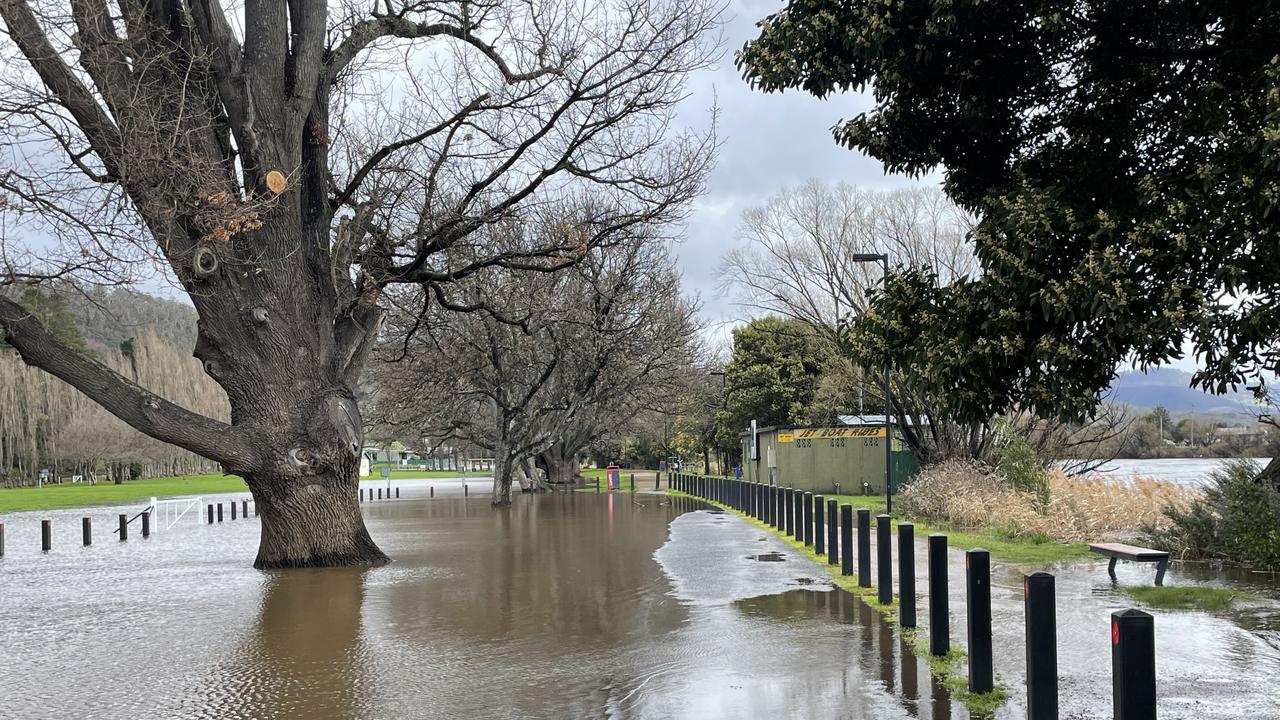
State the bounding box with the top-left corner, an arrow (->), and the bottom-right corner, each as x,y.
928,534 -> 949,655
1112,609 -> 1156,720
898,522 -> 916,628
243,499 -> 249,516
118,513 -> 128,541
840,504 -> 854,576
827,499 -> 838,566
464,483 -> 469,497
630,473 -> 635,493
430,486 -> 435,498
207,503 -> 214,524
788,486 -> 798,538
142,511 -> 151,538
814,495 -> 826,555
787,488 -> 797,537
655,473 -> 660,491
360,488 -> 365,503
395,488 -> 400,499
1024,572 -> 1058,720
966,548 -> 994,694
83,517 -> 92,547
803,492 -> 814,546
377,488 -> 382,500
217,503 -> 224,522
41,519 -> 51,552
857,508 -> 872,587
0,522 -> 4,557
231,500 -> 237,520
877,514 -> 893,605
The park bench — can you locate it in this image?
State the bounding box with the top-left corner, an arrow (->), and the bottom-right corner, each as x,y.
1089,542 -> 1170,586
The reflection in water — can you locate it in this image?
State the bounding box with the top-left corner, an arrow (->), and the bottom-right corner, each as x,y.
194,569 -> 373,719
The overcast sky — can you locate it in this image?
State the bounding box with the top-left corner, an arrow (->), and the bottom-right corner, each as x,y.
672,1 -> 929,353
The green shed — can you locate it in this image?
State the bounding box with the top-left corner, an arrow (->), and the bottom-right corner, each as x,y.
739,419 -> 918,495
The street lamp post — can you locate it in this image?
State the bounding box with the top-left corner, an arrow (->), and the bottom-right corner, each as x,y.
850,253 -> 894,514
709,370 -> 726,475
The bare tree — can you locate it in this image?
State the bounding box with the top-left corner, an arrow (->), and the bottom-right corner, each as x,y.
0,0 -> 717,566
720,181 -> 989,462
372,219 -> 698,504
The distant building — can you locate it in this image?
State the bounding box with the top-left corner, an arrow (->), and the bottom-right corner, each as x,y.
1213,426 -> 1264,444
739,419 -> 919,494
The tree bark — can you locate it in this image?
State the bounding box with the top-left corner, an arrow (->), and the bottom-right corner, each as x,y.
540,444 -> 581,485
492,454 -> 514,506
250,464 -> 386,569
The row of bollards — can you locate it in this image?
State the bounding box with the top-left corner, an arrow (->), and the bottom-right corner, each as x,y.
671,472 -> 1159,720
17,511 -> 152,551
206,500 -> 255,524
359,487 -> 406,503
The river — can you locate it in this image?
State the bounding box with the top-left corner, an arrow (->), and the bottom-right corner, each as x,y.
1082,457 -> 1272,488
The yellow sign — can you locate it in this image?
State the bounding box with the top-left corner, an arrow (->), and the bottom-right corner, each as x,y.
778,432 -> 794,443
793,427 -> 886,440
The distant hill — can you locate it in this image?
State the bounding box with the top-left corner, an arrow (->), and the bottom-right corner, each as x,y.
64,286 -> 197,353
1108,368 -> 1258,416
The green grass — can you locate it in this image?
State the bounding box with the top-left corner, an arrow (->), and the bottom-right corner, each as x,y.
665,487 -> 1008,716
0,467 -> 490,513
1120,585 -> 1260,612
0,473 -> 250,513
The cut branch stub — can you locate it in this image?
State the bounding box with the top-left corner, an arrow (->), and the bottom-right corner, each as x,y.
250,308 -> 269,323
192,246 -> 220,279
266,170 -> 287,194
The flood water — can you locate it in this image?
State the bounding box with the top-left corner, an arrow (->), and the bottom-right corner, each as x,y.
1,483 -> 1278,719
1084,457 -> 1272,487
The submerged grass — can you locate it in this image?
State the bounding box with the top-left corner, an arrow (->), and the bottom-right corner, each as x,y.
1119,585 -> 1260,612
665,487 -> 1009,716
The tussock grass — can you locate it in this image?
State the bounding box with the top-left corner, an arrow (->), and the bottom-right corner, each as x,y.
899,461 -> 1197,544
1120,585 -> 1259,612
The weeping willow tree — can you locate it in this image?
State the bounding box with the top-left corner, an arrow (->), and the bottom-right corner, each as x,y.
0,329 -> 228,485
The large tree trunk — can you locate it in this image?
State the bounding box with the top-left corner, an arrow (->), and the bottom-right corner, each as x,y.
250,465 -> 385,569
540,443 -> 581,485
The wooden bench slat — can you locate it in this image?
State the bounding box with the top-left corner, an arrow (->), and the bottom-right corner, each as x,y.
1088,542 -> 1169,560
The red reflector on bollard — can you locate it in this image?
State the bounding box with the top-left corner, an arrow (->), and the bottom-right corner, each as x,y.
1112,620 -> 1119,645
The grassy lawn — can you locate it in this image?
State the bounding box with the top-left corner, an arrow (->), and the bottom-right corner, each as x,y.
1120,585 -> 1260,612
0,467 -> 497,513
0,474 -> 250,513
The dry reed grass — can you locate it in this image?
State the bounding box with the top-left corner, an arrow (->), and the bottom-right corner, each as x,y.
899,460 -> 1199,543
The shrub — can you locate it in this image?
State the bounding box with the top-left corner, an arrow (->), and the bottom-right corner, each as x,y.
900,459 -> 1196,544
1147,459 -> 1280,569
991,419 -> 1049,509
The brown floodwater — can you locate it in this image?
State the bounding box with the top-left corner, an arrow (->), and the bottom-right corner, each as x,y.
1,481 -> 1278,719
